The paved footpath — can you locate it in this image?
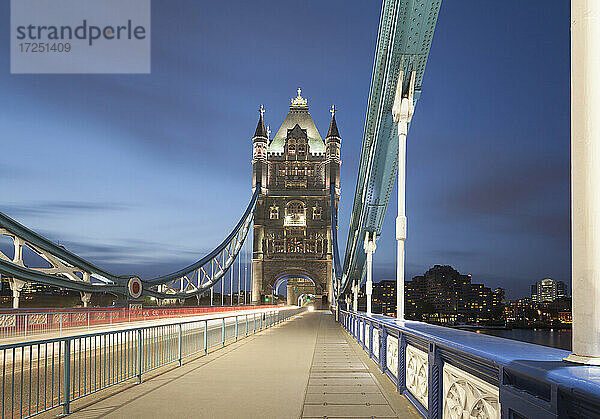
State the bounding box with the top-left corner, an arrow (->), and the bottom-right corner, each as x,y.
61,311 -> 418,419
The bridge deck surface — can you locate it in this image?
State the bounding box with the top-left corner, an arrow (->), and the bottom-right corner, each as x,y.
59,310 -> 418,418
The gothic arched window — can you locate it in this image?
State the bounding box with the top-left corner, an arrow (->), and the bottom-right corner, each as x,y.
284,201 -> 306,226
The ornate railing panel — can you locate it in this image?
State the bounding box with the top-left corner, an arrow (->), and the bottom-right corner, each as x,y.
340,310 -> 600,418
387,334 -> 399,378
406,344 -> 429,410
443,363 -> 499,419
372,326 -> 380,361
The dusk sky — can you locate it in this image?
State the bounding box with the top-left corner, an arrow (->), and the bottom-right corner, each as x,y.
0,1 -> 570,299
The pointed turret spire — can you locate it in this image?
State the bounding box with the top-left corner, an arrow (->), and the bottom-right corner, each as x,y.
253,105 -> 267,139
326,105 -> 340,139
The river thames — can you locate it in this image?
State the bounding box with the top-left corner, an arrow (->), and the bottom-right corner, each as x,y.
475,328 -> 572,351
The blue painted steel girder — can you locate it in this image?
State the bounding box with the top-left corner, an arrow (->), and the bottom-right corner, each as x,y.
341,0 -> 441,294
0,188 -> 259,299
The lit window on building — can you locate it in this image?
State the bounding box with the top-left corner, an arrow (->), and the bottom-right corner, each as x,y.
313,206 -> 322,220
270,206 -> 279,220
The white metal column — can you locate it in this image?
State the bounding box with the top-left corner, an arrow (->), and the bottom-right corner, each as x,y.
244,237 -> 248,304
352,280 -> 358,312
238,241 -> 242,305
10,238 -> 25,309
392,71 -> 415,320
567,0 -> 600,365
364,232 -> 377,316
210,260 -> 214,306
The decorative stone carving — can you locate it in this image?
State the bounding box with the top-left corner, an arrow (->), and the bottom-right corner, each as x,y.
372,327 -> 379,359
0,314 -> 16,328
406,345 -> 428,409
443,363 -> 500,419
387,335 -> 399,377
73,313 -> 87,323
27,314 -> 47,326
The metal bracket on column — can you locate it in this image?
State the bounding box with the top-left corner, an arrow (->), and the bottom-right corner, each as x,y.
392,70 -> 416,127
9,278 -> 26,309
396,216 -> 407,242
363,232 -> 377,255
80,292 -> 92,307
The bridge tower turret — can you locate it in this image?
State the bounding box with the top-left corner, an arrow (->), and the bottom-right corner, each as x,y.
252,105 -> 268,194
326,106 -> 342,302
326,105 -> 341,195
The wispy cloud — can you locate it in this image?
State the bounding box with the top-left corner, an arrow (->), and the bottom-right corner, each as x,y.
54,237 -> 209,277
1,201 -> 130,218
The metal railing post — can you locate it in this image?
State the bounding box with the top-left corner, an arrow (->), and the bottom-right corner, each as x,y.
245,314 -> 248,336
204,320 -> 208,355
253,314 -> 256,334
63,339 -> 71,415
235,316 -> 238,342
221,318 -> 225,347
177,324 -> 183,366
136,329 -> 142,383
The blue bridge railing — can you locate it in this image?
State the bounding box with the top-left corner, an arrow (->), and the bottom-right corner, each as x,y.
0,307 -> 303,418
340,310 -> 600,418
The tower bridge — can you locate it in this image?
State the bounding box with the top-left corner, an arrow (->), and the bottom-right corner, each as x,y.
2,1 -> 600,418
251,90 -> 340,308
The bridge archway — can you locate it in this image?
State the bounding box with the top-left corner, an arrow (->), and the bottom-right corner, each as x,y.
272,272 -> 317,306
297,292 -> 316,307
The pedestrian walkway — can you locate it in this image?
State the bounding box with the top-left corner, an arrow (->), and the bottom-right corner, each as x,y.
301,313 -> 418,418
62,311 -> 418,418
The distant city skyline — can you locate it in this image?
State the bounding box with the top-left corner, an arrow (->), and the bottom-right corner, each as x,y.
0,1 -> 570,299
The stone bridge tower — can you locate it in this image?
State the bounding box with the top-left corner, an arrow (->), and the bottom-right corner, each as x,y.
251,89 -> 341,306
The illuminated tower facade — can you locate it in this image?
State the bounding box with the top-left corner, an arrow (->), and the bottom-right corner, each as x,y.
251,90 -> 341,306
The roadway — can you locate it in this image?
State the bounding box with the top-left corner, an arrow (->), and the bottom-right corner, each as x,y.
55,310 -> 419,418
0,307 -> 280,346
